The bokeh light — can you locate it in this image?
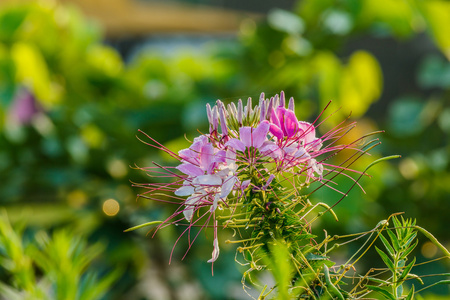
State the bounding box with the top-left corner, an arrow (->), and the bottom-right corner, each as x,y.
102,199 -> 120,217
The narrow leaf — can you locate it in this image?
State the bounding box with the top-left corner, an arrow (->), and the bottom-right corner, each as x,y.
399,257 -> 416,283
387,229 -> 400,251
405,284 -> 414,300
392,217 -> 402,239
379,234 -> 395,257
400,240 -> 418,261
367,285 -> 396,300
375,246 -> 396,272
403,232 -> 417,249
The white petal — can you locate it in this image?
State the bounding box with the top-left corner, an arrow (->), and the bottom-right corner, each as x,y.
207,238 -> 220,263
220,176 -> 237,198
175,185 -> 195,196
195,174 -> 222,186
211,193 -> 220,212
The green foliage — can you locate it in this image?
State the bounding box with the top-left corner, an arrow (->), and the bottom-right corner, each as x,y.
0,211 -> 122,300
0,0 -> 448,298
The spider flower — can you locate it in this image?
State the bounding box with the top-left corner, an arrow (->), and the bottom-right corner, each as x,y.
133,91 -> 373,265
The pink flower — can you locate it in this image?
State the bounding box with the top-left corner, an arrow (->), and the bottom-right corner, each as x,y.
225,120 -> 270,152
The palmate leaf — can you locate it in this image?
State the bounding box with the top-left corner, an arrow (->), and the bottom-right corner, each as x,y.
375,246 -> 396,272
366,285 -> 396,300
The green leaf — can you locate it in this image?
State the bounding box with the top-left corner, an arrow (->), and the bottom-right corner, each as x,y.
392,217 -> 402,238
387,229 -> 400,251
402,232 -> 417,249
367,285 -> 396,300
379,233 -> 395,257
375,246 -> 396,272
399,257 -> 416,282
397,284 -> 403,297
405,284 -> 414,300
400,240 -> 418,261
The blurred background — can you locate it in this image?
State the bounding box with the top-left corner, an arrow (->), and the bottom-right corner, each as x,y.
0,0 -> 449,299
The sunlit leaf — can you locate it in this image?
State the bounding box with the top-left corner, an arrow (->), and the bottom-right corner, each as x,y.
367,285 -> 396,300
375,246 -> 396,272
418,0 -> 450,59
339,51 -> 382,118
11,42 -> 60,108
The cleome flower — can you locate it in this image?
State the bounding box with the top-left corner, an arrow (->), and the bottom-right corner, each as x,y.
132,91 -> 375,266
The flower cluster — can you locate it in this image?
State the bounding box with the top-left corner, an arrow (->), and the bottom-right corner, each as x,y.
135,92 -> 370,264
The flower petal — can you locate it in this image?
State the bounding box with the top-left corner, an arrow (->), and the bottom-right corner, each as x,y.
225,138 -> 246,152
283,109 -> 299,138
220,175 -> 237,198
269,124 -> 284,140
252,120 -> 270,148
178,148 -> 198,164
270,107 -> 281,129
183,195 -> 198,221
299,121 -> 316,144
239,126 -> 252,148
241,179 -> 251,190
260,141 -> 282,159
175,185 -> 195,196
195,174 -> 222,186
207,238 -> 220,263
200,143 -> 214,170
190,135 -> 208,153
176,163 -> 204,176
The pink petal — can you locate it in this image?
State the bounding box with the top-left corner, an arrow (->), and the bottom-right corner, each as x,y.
241,179 -> 251,191
269,124 -> 284,140
299,121 -> 316,144
178,149 -> 197,165
270,107 -> 281,129
252,120 -> 270,148
260,141 -> 282,159
226,138 -> 246,152
284,109 -> 299,137
294,147 -> 310,161
190,135 -> 208,153
309,138 -> 323,151
176,163 -> 204,176
239,127 -> 252,148
200,143 -> 214,170
276,107 -> 288,136
213,150 -> 227,163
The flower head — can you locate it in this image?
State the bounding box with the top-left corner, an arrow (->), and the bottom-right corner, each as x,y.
132,92 -> 374,266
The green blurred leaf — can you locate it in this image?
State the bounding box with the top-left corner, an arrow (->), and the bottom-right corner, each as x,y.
268,9 -> 305,35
